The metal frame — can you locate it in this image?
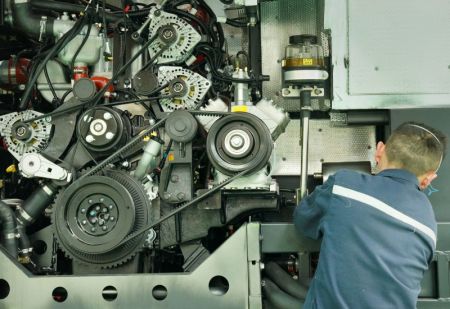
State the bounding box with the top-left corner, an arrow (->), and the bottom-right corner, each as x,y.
0,223 -> 262,309
1,222 -> 449,308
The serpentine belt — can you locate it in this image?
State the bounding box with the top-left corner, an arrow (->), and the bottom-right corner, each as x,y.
74,110 -> 253,250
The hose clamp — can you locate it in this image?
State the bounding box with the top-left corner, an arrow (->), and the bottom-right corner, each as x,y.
17,206 -> 33,223
5,233 -> 16,240
20,248 -> 33,254
42,185 -> 54,196
39,16 -> 48,42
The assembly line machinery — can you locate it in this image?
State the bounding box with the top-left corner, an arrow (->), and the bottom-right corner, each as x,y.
0,0 -> 449,308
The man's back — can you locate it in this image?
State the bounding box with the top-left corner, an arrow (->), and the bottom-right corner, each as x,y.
294,169 -> 437,309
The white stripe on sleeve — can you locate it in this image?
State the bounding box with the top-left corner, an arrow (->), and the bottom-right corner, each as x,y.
332,185 -> 436,247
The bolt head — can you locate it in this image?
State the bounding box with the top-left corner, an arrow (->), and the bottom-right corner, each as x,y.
177,192 -> 185,201
82,220 -> 87,225
91,228 -> 96,232
103,112 -> 113,120
163,29 -> 174,39
230,135 -> 244,148
173,82 -> 184,92
102,226 -> 107,231
106,132 -> 115,140
16,127 -> 26,136
86,135 -> 95,143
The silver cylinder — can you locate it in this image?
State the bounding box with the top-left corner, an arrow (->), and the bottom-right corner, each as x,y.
300,114 -> 310,199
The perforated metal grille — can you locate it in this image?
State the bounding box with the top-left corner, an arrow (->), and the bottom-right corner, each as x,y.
272,120 -> 377,176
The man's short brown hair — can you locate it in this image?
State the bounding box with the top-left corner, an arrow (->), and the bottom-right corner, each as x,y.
385,122 -> 447,177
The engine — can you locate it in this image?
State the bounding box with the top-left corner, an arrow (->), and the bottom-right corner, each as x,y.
0,0 -> 289,275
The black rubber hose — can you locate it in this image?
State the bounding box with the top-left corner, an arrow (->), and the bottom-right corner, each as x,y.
262,278 -> 304,309
30,0 -> 121,23
0,200 -> 18,258
70,16 -> 93,71
16,224 -> 31,259
18,15 -> 86,110
265,262 -> 308,300
10,0 -> 54,40
16,183 -> 57,226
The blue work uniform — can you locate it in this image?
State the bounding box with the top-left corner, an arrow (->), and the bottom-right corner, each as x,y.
294,169 -> 437,309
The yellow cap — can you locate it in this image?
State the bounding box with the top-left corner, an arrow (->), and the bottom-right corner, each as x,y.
6,164 -> 16,173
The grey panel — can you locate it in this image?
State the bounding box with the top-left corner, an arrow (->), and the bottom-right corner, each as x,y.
261,0 -> 325,112
325,0 -> 450,109
272,119 -> 377,176
348,1 -> 450,95
391,109 -> 450,222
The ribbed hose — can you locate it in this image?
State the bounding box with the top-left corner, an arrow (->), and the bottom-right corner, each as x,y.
0,200 -> 18,258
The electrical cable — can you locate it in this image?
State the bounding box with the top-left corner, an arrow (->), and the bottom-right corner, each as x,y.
91,32 -> 161,106
69,15 -> 93,72
165,8 -> 212,41
196,44 -> 270,83
226,19 -> 248,27
102,95 -> 175,107
18,14 -> 88,110
43,64 -> 59,105
60,89 -> 73,104
25,72 -> 166,123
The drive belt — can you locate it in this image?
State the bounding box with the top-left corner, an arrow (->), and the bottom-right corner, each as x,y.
73,110 -> 249,249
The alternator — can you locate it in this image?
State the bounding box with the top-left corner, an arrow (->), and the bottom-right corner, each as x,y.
0,111 -> 53,160
158,66 -> 211,111
148,7 -> 202,64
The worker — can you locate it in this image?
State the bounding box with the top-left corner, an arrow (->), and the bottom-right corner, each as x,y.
294,122 -> 447,309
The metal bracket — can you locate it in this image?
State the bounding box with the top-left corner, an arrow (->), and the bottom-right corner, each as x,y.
18,153 -> 72,182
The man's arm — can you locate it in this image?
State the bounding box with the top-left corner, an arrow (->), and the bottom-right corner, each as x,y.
293,175 -> 335,239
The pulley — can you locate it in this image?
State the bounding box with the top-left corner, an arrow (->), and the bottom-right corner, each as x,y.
206,113 -> 273,176
53,169 -> 150,268
76,107 -> 131,155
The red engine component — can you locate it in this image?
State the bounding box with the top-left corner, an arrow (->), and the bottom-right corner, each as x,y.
90,76 -> 114,93
73,66 -> 89,80
0,57 -> 30,88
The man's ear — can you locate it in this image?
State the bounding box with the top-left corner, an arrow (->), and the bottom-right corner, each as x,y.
375,141 -> 386,165
419,172 -> 438,190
